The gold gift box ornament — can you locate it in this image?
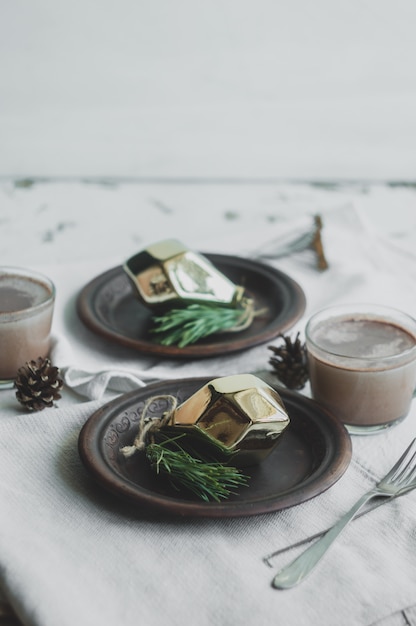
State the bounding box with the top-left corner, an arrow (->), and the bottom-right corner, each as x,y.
121,374 -> 290,500
166,374 -> 290,466
123,239 -> 261,348
124,239 -> 242,309
145,374 -> 290,467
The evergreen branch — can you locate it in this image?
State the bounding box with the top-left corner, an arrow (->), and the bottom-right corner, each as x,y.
151,303 -> 248,348
146,437 -> 248,502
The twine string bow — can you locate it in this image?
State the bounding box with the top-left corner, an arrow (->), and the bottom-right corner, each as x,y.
120,394 -> 178,458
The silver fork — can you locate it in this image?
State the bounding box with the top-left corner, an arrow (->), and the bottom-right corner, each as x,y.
272,438 -> 416,589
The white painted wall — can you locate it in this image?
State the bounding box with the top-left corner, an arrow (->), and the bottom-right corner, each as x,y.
1,0 -> 415,179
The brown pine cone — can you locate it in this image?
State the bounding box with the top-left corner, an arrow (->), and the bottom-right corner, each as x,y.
15,357 -> 63,411
268,333 -> 309,390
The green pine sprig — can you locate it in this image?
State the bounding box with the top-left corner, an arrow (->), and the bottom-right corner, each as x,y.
151,303 -> 247,348
145,436 -> 248,502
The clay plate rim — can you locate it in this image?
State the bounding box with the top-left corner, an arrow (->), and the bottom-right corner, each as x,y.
76,253 -> 306,358
78,377 -> 352,518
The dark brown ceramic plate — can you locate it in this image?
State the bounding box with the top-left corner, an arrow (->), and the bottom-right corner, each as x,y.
76,254 -> 306,358
78,377 -> 352,518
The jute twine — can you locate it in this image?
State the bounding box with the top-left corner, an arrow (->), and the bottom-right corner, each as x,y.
120,394 -> 178,458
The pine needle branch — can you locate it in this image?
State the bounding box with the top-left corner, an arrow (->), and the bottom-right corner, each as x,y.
151,303 -> 247,348
146,437 -> 248,502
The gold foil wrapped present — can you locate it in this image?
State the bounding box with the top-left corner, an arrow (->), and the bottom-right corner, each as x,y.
123,239 -> 240,308
168,374 -> 290,466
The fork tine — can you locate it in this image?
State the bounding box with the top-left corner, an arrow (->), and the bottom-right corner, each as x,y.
394,450 -> 416,484
398,456 -> 416,489
381,438 -> 416,482
403,470 -> 416,489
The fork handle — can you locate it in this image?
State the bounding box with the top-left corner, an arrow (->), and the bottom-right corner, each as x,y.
272,490 -> 376,589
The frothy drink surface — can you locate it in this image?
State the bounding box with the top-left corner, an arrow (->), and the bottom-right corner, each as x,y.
312,318 -> 415,359
0,275 -> 51,313
307,316 -> 416,427
0,273 -> 54,381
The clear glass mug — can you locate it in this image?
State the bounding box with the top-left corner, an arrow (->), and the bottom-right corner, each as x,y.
305,304 -> 416,434
0,267 -> 55,389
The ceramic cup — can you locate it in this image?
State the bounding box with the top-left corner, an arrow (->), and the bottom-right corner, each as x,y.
305,304 -> 416,434
0,267 -> 55,389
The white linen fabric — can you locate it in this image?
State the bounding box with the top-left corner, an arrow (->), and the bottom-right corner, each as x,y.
0,205 -> 416,626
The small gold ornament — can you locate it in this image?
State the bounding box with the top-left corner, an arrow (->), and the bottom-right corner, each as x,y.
169,374 -> 290,466
124,239 -> 242,309
123,240 -> 264,348
122,374 -> 290,470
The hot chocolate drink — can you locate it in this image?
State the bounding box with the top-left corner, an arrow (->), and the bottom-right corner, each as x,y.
0,277 -> 51,312
0,269 -> 55,385
306,305 -> 416,433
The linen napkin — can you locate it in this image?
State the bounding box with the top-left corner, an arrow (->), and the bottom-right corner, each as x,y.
0,204 -> 416,626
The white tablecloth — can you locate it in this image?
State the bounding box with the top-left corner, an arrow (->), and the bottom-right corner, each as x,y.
1,203 -> 416,626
